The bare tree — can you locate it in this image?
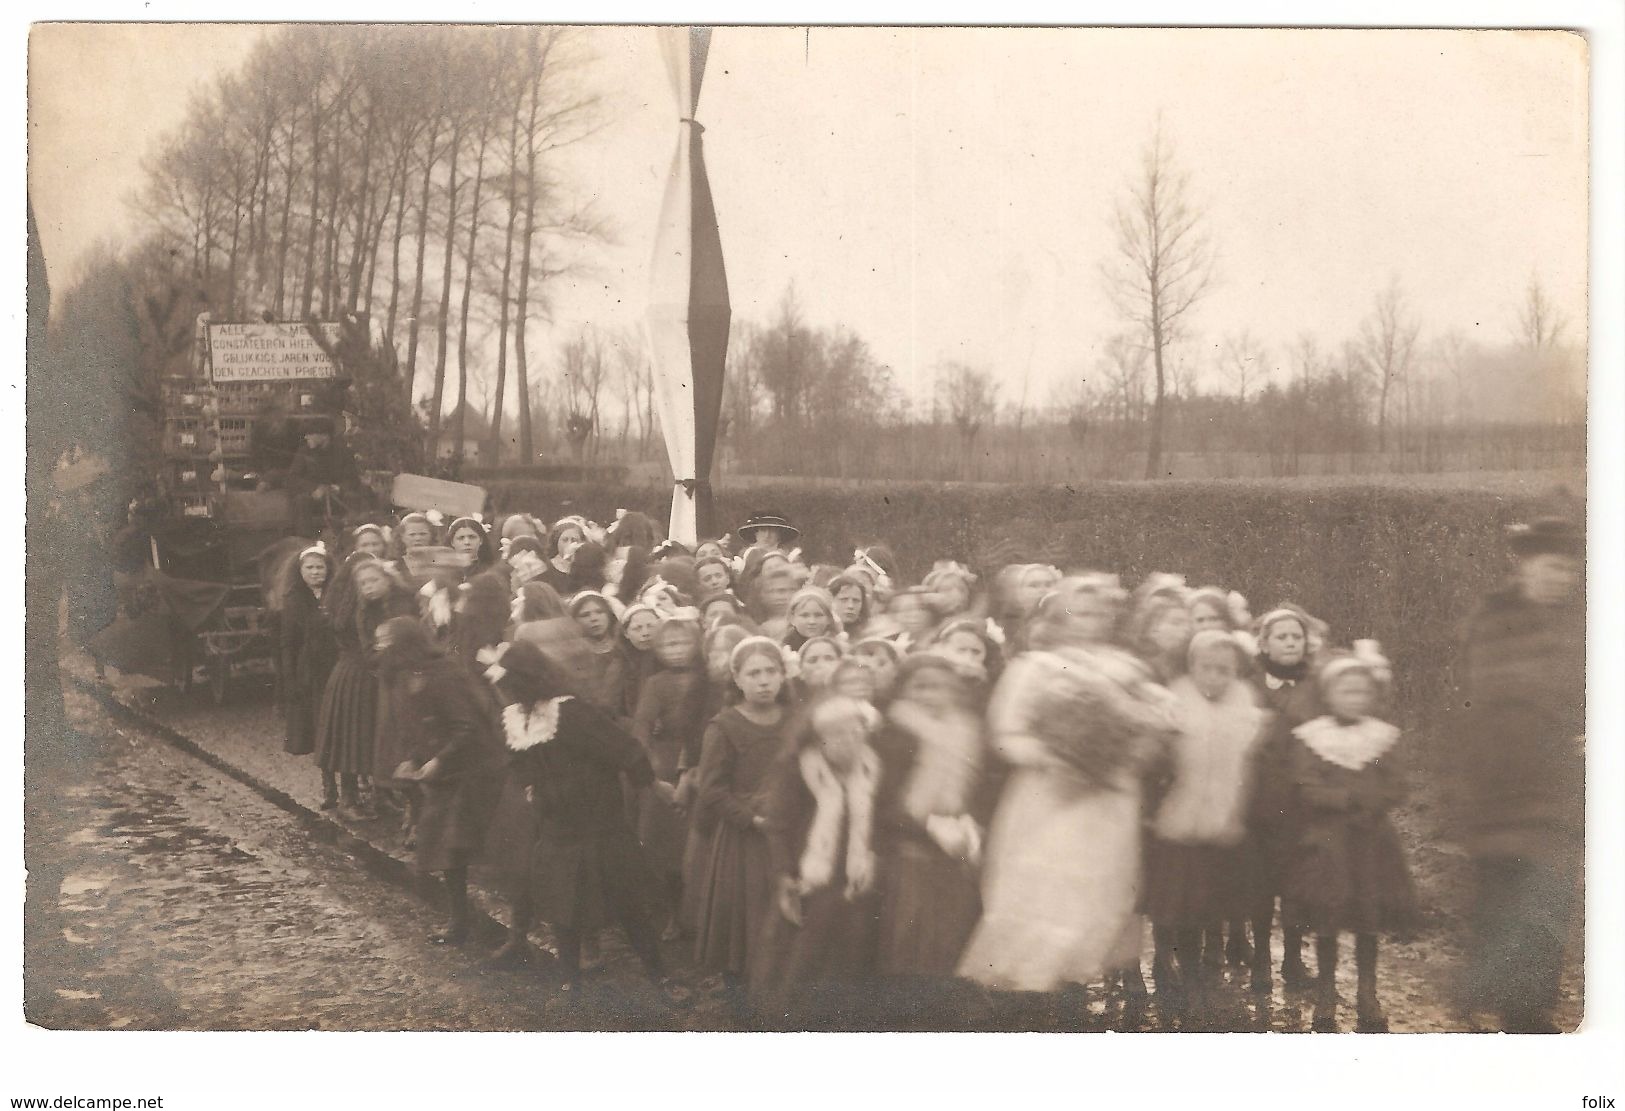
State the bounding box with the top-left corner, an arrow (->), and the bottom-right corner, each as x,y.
559,325 -> 611,462
1100,331 -> 1149,423
1219,329 -> 1267,403
1358,277 -> 1421,453
453,35 -> 504,466
513,29 -> 604,462
1432,329 -> 1476,426
1102,123 -> 1216,478
939,361 -> 999,478
1517,272 -> 1567,354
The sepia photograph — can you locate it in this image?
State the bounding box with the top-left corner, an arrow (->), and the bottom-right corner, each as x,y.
14,6 -> 1620,1106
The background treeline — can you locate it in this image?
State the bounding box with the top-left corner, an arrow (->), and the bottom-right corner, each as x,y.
52,24 -> 1583,492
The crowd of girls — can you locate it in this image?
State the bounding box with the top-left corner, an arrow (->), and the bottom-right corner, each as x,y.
273,505 -> 1418,1030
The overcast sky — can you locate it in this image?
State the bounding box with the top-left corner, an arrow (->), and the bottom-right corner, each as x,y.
28,24 -> 1589,401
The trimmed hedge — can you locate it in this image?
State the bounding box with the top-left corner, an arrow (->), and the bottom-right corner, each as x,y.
487,477 -> 1569,727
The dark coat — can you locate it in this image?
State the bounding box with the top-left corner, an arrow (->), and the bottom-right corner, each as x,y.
870,719 -> 982,978
390,657 -> 505,872
1248,672 -> 1321,893
279,584 -> 338,756
1456,585 -> 1584,864
690,707 -> 786,975
632,668 -> 709,877
750,744 -> 882,1014
1281,728 -> 1416,935
507,697 -> 658,931
313,590 -> 416,775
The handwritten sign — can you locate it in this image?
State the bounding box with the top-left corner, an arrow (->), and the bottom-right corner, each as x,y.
207,322 -> 342,382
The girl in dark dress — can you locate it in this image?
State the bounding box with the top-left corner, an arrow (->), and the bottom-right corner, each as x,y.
567,591 -> 629,722
278,542 -> 338,757
375,616 -> 506,945
694,555 -> 736,600
313,556 -> 415,814
631,616 -> 709,937
699,591 -> 752,632
482,639 -> 685,1003
750,695 -> 885,1028
678,623 -> 754,931
826,573 -> 873,639
791,636 -> 845,705
390,512 -> 441,589
445,515 -> 496,574
617,603 -> 662,720
1282,646 -> 1415,1032
692,636 -> 794,993
538,517 -> 586,595
1246,605 -> 1326,991
348,522 -> 389,561
871,654 -> 986,1009
931,617 -> 1005,691
781,586 -> 839,653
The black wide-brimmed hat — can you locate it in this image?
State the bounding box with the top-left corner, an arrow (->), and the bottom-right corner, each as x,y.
738,510 -> 799,543
1507,516 -> 1582,559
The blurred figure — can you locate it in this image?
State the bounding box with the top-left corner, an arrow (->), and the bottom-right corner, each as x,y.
1456,517 -> 1583,1033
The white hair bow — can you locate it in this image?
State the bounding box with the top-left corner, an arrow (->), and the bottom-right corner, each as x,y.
1351,638 -> 1393,686
852,549 -> 892,592
424,509 -> 445,527
984,618 -> 1006,646
479,642 -> 512,686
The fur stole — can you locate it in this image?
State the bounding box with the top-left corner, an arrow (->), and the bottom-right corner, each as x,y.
797,744 -> 881,900
1293,715 -> 1401,771
502,697 -> 573,752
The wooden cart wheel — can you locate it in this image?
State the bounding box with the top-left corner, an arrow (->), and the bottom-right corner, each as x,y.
209,658 -> 231,705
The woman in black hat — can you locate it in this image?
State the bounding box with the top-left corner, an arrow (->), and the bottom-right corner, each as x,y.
738,510 -> 801,557
1455,516 -> 1582,1032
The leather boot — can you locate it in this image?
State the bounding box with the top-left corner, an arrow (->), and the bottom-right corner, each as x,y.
486,928 -> 534,967
1355,935 -> 1388,1032
1311,935 -> 1341,1032
1226,918 -> 1254,966
429,873 -> 470,947
1282,925 -> 1314,990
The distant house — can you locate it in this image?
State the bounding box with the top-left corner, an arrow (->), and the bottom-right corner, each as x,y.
432,401 -> 491,465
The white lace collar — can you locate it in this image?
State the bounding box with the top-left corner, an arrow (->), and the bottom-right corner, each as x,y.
1292,715 -> 1400,771
502,698 -> 572,752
